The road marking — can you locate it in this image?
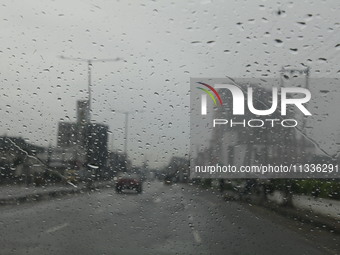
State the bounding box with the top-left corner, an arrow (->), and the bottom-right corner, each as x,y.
188,214 -> 202,243
95,208 -> 104,214
205,200 -> 216,207
46,223 -> 69,234
192,230 -> 202,243
154,197 -> 162,203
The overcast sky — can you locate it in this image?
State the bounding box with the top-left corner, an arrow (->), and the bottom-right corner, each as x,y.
0,0 -> 339,167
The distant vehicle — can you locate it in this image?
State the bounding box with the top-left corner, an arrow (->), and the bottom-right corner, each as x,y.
163,175 -> 173,185
115,173 -> 143,193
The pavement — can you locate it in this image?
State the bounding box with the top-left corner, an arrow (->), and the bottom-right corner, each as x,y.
0,181 -> 339,255
267,191 -> 340,219
223,189 -> 340,235
0,181 -> 113,205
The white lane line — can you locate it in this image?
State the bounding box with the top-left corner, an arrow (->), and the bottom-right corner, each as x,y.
193,230 -> 202,243
205,200 -> 216,207
188,214 -> 202,244
154,197 -> 162,203
46,223 -> 69,234
95,208 -> 104,214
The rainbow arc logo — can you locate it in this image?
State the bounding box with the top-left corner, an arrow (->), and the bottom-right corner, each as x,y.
196,82 -> 223,106
196,82 -> 223,108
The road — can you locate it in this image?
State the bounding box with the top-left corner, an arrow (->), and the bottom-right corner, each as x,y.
0,181 -> 338,255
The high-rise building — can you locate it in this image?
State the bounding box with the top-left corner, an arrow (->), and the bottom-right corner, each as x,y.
57,100 -> 90,148
56,100 -> 109,178
57,122 -> 78,147
77,100 -> 90,124
86,123 -> 109,171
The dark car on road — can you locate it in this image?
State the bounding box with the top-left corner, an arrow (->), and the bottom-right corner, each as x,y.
115,173 -> 143,194
163,175 -> 174,185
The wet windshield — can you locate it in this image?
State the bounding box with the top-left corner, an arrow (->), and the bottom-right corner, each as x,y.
0,1 -> 340,254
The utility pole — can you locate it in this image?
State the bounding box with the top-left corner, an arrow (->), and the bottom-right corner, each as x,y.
280,66 -> 310,130
114,110 -> 145,155
115,110 -> 141,155
58,56 -> 122,122
114,110 -> 142,173
58,56 -> 122,182
280,66 -> 310,163
124,112 -> 129,155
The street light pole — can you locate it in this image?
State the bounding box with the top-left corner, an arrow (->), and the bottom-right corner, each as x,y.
115,110 -> 144,156
280,66 -> 310,131
87,60 -> 92,115
124,112 -> 129,155
59,55 -> 122,122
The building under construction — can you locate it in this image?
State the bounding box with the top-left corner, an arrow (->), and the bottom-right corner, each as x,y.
56,100 -> 108,179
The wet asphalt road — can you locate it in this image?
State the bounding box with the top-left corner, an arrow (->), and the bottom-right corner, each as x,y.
0,181 -> 338,255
